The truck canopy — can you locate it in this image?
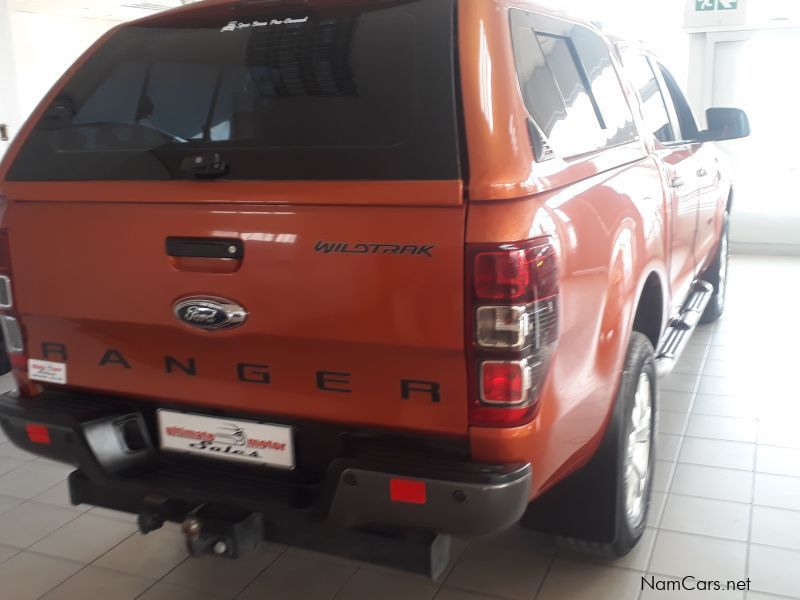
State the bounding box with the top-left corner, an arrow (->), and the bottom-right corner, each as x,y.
1,0 -> 470,437
8,0 -> 460,182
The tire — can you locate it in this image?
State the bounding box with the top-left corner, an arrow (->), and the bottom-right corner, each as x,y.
699,212 -> 729,324
521,332 -> 656,557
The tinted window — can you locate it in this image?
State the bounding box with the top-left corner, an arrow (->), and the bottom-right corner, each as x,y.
620,50 -> 674,143
509,9 -> 637,159
9,0 -> 459,181
659,65 -> 700,141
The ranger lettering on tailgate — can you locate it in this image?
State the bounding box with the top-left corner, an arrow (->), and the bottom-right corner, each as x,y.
38,342 -> 442,403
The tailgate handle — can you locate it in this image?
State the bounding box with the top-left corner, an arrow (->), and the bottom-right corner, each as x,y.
166,237 -> 243,260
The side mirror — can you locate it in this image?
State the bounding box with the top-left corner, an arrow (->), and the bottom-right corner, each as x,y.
699,107 -> 750,142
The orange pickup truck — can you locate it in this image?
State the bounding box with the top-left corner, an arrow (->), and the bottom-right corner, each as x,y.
0,0 -> 749,574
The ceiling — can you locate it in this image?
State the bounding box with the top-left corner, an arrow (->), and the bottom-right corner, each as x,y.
9,0 -> 197,20
10,0 -> 800,26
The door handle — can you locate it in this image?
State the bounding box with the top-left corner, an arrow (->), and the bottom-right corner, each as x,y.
166,237 -> 243,274
697,168 -> 708,178
670,177 -> 685,189
0,124 -> 8,142
166,237 -> 243,259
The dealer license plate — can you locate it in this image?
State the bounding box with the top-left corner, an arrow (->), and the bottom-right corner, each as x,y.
157,410 -> 294,469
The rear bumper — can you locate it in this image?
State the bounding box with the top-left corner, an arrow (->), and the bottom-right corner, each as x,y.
0,388 -> 531,537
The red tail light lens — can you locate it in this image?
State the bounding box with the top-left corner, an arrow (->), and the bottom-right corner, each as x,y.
473,242 -> 558,303
466,238 -> 559,427
474,250 -> 530,300
480,360 -> 530,404
0,230 -> 9,274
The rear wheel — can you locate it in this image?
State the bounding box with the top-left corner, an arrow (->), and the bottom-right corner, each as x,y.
521,332 -> 656,557
699,213 -> 729,324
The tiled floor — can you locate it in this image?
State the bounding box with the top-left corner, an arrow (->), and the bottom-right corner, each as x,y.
0,254 -> 798,599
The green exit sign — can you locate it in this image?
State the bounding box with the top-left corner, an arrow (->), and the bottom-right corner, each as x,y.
696,0 -> 738,10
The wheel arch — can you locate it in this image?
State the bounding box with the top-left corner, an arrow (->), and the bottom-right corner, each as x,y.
631,271 -> 666,351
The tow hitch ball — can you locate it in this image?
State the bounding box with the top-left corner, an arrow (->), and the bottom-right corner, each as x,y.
180,511 -> 263,559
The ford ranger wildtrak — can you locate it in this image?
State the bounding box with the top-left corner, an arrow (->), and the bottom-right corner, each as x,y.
0,0 -> 749,576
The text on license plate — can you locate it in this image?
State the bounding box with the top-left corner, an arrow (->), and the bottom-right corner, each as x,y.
157,410 -> 294,469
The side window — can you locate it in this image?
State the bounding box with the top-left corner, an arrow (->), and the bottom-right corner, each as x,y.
620,50 -> 674,144
509,9 -> 637,159
658,64 -> 700,141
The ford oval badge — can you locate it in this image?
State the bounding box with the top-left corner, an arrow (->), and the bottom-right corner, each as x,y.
173,296 -> 247,331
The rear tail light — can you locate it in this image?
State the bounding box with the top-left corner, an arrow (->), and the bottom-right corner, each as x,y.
0,316 -> 24,353
0,229 -> 36,395
467,238 -> 558,427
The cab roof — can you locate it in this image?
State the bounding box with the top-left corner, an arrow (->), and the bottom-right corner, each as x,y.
130,0 -> 596,31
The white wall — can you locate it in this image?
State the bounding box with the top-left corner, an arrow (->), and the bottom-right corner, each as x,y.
701,28 -> 800,251
9,11 -> 121,124
684,0 -> 800,252
0,0 -> 20,159
4,0 -> 185,143
543,0 -> 690,88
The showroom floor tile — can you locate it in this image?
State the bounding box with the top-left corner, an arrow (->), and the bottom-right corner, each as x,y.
0,255 -> 798,599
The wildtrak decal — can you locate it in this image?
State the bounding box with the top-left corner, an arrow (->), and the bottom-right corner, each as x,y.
220,17 -> 309,33
315,241 -> 436,258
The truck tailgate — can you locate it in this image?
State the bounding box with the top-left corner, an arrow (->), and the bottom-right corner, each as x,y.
7,199 -> 468,435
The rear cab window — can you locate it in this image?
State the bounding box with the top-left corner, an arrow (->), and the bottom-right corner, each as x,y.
9,0 -> 459,182
509,9 -> 638,161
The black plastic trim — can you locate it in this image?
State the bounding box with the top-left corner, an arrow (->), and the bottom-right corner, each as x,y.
166,237 -> 243,259
0,388 -> 531,538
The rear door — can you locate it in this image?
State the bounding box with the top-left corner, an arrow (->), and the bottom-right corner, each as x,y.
1,0 -> 469,436
656,65 -> 722,270
621,49 -> 701,315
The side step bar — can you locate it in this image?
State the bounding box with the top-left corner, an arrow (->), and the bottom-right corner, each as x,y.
654,280 -> 714,378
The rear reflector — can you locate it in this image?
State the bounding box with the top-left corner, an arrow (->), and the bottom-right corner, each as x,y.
389,478 -> 427,505
26,423 -> 51,445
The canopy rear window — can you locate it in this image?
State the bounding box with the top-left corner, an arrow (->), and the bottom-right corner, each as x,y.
9,0 -> 459,182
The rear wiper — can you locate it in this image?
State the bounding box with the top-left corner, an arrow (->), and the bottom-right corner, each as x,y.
181,152 -> 230,179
